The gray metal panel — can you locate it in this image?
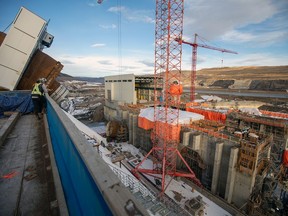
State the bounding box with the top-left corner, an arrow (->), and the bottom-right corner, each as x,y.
0,7 -> 47,90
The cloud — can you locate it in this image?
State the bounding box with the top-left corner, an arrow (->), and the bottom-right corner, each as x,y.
138,60 -> 154,67
91,43 -> 106,47
183,0 -> 279,40
108,6 -> 154,23
98,60 -> 112,65
222,29 -> 288,46
57,54 -> 154,77
99,24 -> 117,29
179,0 -> 288,68
221,31 -> 256,43
51,0 -> 287,78
231,53 -> 288,66
108,6 -> 125,13
61,59 -> 74,65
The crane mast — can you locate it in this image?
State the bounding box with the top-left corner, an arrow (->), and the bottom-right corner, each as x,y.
134,0 -> 201,193
98,0 -> 201,193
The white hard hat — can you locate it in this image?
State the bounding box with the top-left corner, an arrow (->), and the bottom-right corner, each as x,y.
40,78 -> 47,83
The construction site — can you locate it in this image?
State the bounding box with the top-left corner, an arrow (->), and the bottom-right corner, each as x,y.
0,2 -> 288,216
102,71 -> 288,215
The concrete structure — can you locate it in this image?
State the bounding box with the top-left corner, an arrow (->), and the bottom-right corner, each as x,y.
104,74 -> 157,106
103,73 -> 288,215
105,74 -> 136,104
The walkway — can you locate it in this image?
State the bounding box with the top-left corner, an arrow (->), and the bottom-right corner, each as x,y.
0,114 -> 59,215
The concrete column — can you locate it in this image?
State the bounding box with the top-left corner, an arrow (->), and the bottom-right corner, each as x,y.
284,126 -> 288,149
119,110 -> 123,121
128,113 -> 133,144
259,124 -> 265,134
132,115 -> 138,146
201,134 -> 208,161
225,147 -> 239,203
182,132 -> 191,146
239,120 -> 245,129
122,110 -> 129,122
211,142 -> 224,194
192,134 -> 201,151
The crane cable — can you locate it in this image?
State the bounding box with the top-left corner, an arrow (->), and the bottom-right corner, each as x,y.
197,34 -> 226,68
2,21 -> 13,32
116,0 -> 123,98
117,0 -> 122,75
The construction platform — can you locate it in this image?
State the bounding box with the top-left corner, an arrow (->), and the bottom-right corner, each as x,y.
0,113 -> 64,215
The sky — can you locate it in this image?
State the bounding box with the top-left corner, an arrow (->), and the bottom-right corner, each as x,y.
0,0 -> 287,78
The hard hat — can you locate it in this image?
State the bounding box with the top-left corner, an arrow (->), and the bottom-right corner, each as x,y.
40,78 -> 47,83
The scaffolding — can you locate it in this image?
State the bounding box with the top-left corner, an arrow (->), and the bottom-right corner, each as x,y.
237,133 -> 272,176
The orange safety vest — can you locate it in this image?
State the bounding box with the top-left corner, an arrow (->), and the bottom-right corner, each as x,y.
169,84 -> 183,95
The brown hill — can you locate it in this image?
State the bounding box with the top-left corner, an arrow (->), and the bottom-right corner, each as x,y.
182,66 -> 288,91
196,66 -> 288,80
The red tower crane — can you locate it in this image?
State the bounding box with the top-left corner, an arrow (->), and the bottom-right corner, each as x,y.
98,0 -> 201,193
176,33 -> 238,101
133,0 -> 202,193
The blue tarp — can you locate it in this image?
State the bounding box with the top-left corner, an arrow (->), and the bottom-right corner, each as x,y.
0,91 -> 34,117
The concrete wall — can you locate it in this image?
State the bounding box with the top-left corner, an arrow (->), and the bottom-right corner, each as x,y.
211,142 -> 224,194
200,135 -> 215,189
218,142 -> 237,198
137,128 -> 152,152
191,133 -> 241,203
232,172 -> 253,208
225,147 -> 239,204
104,106 -> 117,121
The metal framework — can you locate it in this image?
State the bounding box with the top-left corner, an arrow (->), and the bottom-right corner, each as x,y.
177,34 -> 238,101
133,0 -> 201,193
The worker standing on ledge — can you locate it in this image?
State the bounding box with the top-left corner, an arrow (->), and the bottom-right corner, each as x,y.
40,78 -> 49,113
169,80 -> 183,103
31,78 -> 48,119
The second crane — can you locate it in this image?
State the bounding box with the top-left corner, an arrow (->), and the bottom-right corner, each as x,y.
177,33 -> 238,101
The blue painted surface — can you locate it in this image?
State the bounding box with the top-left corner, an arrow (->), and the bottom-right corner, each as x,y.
0,91 -> 33,117
46,101 -> 113,216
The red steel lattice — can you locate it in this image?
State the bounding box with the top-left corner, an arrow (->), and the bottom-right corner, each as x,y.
134,0 -> 201,193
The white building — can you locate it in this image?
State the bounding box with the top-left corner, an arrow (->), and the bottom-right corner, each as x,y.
105,74 -> 136,104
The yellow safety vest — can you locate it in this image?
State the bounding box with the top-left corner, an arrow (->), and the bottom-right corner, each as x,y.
31,83 -> 43,96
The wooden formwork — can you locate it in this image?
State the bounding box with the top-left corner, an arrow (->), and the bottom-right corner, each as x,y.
16,49 -> 63,94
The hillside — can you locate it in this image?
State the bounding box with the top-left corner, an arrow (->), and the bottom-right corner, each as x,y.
182,66 -> 288,91
57,73 -> 104,84
57,66 -> 288,91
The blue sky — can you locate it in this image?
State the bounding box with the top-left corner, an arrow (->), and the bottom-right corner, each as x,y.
1,0 -> 287,77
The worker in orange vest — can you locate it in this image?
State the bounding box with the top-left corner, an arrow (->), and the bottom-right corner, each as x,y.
169,80 -> 183,103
